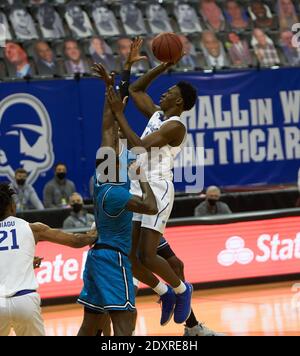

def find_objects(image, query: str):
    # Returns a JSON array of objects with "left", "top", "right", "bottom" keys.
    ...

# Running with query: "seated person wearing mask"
[
  {"left": 43, "top": 163, "right": 76, "bottom": 208},
  {"left": 194, "top": 186, "right": 232, "bottom": 216},
  {"left": 63, "top": 193, "right": 94, "bottom": 229},
  {"left": 12, "top": 168, "right": 44, "bottom": 212}
]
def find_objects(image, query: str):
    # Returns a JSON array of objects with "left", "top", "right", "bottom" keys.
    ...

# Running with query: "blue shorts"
[{"left": 78, "top": 249, "right": 136, "bottom": 313}]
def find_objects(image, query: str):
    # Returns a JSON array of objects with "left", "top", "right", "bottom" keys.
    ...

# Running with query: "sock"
[
  {"left": 153, "top": 281, "right": 168, "bottom": 296},
  {"left": 174, "top": 281, "right": 187, "bottom": 294},
  {"left": 185, "top": 310, "right": 198, "bottom": 328}
]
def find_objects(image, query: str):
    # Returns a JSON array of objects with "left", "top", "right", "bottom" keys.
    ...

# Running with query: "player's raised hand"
[
  {"left": 92, "top": 63, "right": 115, "bottom": 87},
  {"left": 125, "top": 37, "right": 148, "bottom": 69},
  {"left": 107, "top": 86, "right": 128, "bottom": 114},
  {"left": 164, "top": 51, "right": 186, "bottom": 69}
]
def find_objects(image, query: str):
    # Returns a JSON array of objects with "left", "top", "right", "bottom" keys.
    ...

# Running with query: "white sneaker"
[{"left": 183, "top": 323, "right": 226, "bottom": 336}]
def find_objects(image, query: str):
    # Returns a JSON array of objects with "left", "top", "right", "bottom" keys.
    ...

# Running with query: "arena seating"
[{"left": 1, "top": 0, "right": 300, "bottom": 80}]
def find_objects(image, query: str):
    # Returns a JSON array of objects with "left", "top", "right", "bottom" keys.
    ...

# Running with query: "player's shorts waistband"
[
  {"left": 93, "top": 243, "right": 128, "bottom": 257},
  {"left": 12, "top": 290, "right": 37, "bottom": 297}
]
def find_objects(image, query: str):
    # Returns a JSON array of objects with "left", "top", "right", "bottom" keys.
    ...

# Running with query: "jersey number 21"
[{"left": 0, "top": 230, "right": 20, "bottom": 251}]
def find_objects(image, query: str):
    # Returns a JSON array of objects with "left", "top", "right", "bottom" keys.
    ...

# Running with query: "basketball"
[{"left": 152, "top": 32, "right": 183, "bottom": 63}]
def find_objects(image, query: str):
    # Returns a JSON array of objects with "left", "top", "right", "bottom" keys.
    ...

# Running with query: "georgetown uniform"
[
  {"left": 0, "top": 217, "right": 45, "bottom": 336},
  {"left": 78, "top": 147, "right": 135, "bottom": 312},
  {"left": 130, "top": 111, "right": 187, "bottom": 234}
]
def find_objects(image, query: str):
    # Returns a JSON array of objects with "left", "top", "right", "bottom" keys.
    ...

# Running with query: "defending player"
[
  {"left": 0, "top": 183, "right": 97, "bottom": 336},
  {"left": 77, "top": 61, "right": 158, "bottom": 336}
]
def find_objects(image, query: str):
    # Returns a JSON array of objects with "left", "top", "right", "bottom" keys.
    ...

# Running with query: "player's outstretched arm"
[
  {"left": 119, "top": 37, "right": 148, "bottom": 100},
  {"left": 129, "top": 48, "right": 185, "bottom": 119},
  {"left": 107, "top": 86, "right": 185, "bottom": 151},
  {"left": 129, "top": 63, "right": 168, "bottom": 119},
  {"left": 30, "top": 223, "right": 97, "bottom": 249},
  {"left": 92, "top": 64, "right": 117, "bottom": 152},
  {"left": 126, "top": 164, "right": 158, "bottom": 215}
]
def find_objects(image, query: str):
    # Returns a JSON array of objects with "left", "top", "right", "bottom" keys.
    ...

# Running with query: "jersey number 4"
[{"left": 0, "top": 229, "right": 19, "bottom": 251}]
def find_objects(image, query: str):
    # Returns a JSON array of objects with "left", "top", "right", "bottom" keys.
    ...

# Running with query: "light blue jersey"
[
  {"left": 94, "top": 146, "right": 133, "bottom": 255},
  {"left": 78, "top": 146, "right": 136, "bottom": 312}
]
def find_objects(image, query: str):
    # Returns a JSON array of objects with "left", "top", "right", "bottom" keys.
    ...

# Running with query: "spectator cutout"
[
  {"left": 34, "top": 41, "right": 65, "bottom": 77},
  {"left": 92, "top": 1, "right": 120, "bottom": 37},
  {"left": 64, "top": 39, "right": 91, "bottom": 75},
  {"left": 120, "top": 1, "right": 147, "bottom": 36},
  {"left": 224, "top": 0, "right": 250, "bottom": 30},
  {"left": 0, "top": 11, "right": 12, "bottom": 41},
  {"left": 248, "top": 1, "right": 275, "bottom": 29},
  {"left": 201, "top": 31, "right": 230, "bottom": 68},
  {"left": 252, "top": 28, "right": 280, "bottom": 67},
  {"left": 9, "top": 5, "right": 39, "bottom": 40},
  {"left": 280, "top": 30, "right": 300, "bottom": 66},
  {"left": 199, "top": 0, "right": 226, "bottom": 32},
  {"left": 146, "top": 2, "right": 173, "bottom": 34},
  {"left": 4, "top": 42, "right": 33, "bottom": 78},
  {"left": 226, "top": 32, "right": 253, "bottom": 67},
  {"left": 277, "top": 0, "right": 299, "bottom": 31},
  {"left": 89, "top": 37, "right": 116, "bottom": 73},
  {"left": 178, "top": 35, "right": 200, "bottom": 70},
  {"left": 65, "top": 3, "right": 94, "bottom": 38},
  {"left": 174, "top": 1, "right": 202, "bottom": 33},
  {"left": 37, "top": 4, "right": 65, "bottom": 40}
]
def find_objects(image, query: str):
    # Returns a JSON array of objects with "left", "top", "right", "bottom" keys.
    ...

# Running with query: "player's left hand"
[
  {"left": 92, "top": 63, "right": 115, "bottom": 87},
  {"left": 33, "top": 256, "right": 43, "bottom": 269},
  {"left": 125, "top": 37, "right": 148, "bottom": 68},
  {"left": 107, "top": 86, "right": 128, "bottom": 114}
]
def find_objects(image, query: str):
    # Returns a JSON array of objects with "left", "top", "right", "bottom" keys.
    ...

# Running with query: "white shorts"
[
  {"left": 130, "top": 180, "right": 175, "bottom": 234},
  {"left": 0, "top": 292, "right": 45, "bottom": 336}
]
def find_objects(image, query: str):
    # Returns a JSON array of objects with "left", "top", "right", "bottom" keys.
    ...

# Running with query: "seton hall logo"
[{"left": 0, "top": 93, "right": 54, "bottom": 184}]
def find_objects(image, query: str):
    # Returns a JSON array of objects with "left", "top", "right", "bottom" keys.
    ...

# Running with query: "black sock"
[{"left": 185, "top": 309, "right": 198, "bottom": 328}]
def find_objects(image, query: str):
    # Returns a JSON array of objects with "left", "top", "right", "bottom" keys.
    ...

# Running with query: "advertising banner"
[{"left": 35, "top": 216, "right": 300, "bottom": 299}]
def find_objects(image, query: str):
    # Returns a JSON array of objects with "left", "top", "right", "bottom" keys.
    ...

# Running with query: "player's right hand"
[
  {"left": 33, "top": 256, "right": 43, "bottom": 269},
  {"left": 164, "top": 51, "right": 186, "bottom": 68},
  {"left": 92, "top": 63, "right": 115, "bottom": 87},
  {"left": 85, "top": 229, "right": 98, "bottom": 246}
]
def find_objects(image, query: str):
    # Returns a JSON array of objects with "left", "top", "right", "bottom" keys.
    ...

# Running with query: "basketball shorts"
[
  {"left": 78, "top": 249, "right": 136, "bottom": 313},
  {"left": 0, "top": 292, "right": 45, "bottom": 336},
  {"left": 130, "top": 180, "right": 175, "bottom": 234},
  {"left": 157, "top": 236, "right": 176, "bottom": 260}
]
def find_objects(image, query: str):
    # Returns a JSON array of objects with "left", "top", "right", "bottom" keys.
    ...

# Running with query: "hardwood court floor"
[{"left": 42, "top": 282, "right": 300, "bottom": 336}]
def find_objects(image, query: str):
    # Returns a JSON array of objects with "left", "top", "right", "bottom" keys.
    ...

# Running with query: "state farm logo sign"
[
  {"left": 218, "top": 232, "right": 300, "bottom": 267},
  {"left": 218, "top": 236, "right": 254, "bottom": 267}
]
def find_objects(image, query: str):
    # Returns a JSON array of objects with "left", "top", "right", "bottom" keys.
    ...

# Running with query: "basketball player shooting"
[{"left": 106, "top": 33, "right": 198, "bottom": 326}]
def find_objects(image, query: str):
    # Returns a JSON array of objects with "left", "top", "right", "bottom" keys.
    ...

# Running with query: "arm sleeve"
[
  {"left": 103, "top": 187, "right": 132, "bottom": 217},
  {"left": 119, "top": 69, "right": 131, "bottom": 100}
]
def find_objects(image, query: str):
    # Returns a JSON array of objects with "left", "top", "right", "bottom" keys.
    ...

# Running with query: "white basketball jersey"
[
  {"left": 136, "top": 111, "right": 187, "bottom": 181},
  {"left": 0, "top": 217, "right": 38, "bottom": 297}
]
